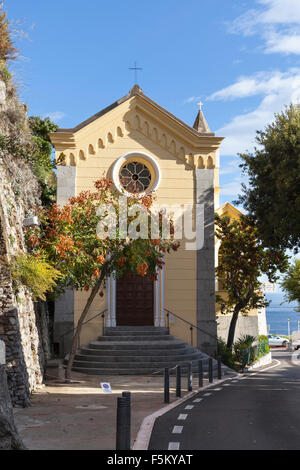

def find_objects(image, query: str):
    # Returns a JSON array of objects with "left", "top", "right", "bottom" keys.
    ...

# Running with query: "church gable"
[{"left": 50, "top": 86, "right": 223, "bottom": 170}]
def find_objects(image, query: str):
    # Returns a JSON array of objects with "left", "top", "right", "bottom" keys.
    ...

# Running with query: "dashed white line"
[
  {"left": 193, "top": 398, "right": 203, "bottom": 403},
  {"left": 168, "top": 442, "right": 180, "bottom": 450},
  {"left": 203, "top": 393, "right": 212, "bottom": 396},
  {"left": 211, "top": 387, "right": 223, "bottom": 391},
  {"left": 184, "top": 405, "right": 194, "bottom": 410},
  {"left": 178, "top": 414, "right": 188, "bottom": 420},
  {"left": 172, "top": 426, "right": 183, "bottom": 434}
]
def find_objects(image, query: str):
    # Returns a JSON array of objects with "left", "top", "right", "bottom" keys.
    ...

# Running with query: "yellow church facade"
[{"left": 50, "top": 85, "right": 224, "bottom": 357}]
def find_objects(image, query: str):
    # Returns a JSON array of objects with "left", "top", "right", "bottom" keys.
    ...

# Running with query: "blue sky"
[
  {"left": 5, "top": 0, "right": 300, "bottom": 295},
  {"left": 6, "top": 0, "right": 300, "bottom": 207}
]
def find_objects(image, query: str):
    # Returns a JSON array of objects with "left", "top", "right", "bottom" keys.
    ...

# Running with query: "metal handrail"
[
  {"left": 164, "top": 308, "right": 219, "bottom": 347},
  {"left": 59, "top": 309, "right": 107, "bottom": 348}
]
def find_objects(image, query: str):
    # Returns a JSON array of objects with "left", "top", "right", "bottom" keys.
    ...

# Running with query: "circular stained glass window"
[{"left": 119, "top": 161, "right": 152, "bottom": 193}]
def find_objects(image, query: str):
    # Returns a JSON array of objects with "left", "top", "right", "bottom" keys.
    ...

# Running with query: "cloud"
[
  {"left": 228, "top": 0, "right": 300, "bottom": 55},
  {"left": 219, "top": 159, "right": 240, "bottom": 175},
  {"left": 208, "top": 69, "right": 300, "bottom": 101},
  {"left": 183, "top": 96, "right": 201, "bottom": 105},
  {"left": 219, "top": 179, "right": 243, "bottom": 196},
  {"left": 210, "top": 68, "right": 300, "bottom": 156},
  {"left": 44, "top": 111, "right": 65, "bottom": 122}
]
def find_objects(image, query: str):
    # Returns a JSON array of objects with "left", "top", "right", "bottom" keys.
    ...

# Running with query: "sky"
[{"left": 5, "top": 0, "right": 300, "bottom": 296}]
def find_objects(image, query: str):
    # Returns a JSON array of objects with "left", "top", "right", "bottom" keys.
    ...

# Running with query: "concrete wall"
[
  {"left": 195, "top": 169, "right": 217, "bottom": 356},
  {"left": 54, "top": 166, "right": 76, "bottom": 357},
  {"left": 217, "top": 314, "right": 260, "bottom": 343}
]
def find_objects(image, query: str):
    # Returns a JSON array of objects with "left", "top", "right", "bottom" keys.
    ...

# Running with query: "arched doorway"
[{"left": 116, "top": 273, "right": 154, "bottom": 326}]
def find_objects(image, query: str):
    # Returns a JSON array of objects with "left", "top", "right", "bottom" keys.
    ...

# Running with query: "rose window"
[{"left": 119, "top": 161, "right": 152, "bottom": 193}]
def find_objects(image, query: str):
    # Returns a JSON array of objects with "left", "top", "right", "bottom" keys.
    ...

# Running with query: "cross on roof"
[
  {"left": 129, "top": 61, "right": 143, "bottom": 84},
  {"left": 197, "top": 101, "right": 204, "bottom": 111}
]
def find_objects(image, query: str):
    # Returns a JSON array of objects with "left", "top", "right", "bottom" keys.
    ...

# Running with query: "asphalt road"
[{"left": 148, "top": 351, "right": 300, "bottom": 450}]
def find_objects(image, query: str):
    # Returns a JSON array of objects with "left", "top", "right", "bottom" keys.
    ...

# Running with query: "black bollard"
[
  {"left": 122, "top": 391, "right": 131, "bottom": 449},
  {"left": 198, "top": 359, "right": 203, "bottom": 388},
  {"left": 187, "top": 362, "right": 192, "bottom": 392},
  {"left": 209, "top": 358, "right": 213, "bottom": 383},
  {"left": 217, "top": 356, "right": 222, "bottom": 380},
  {"left": 164, "top": 368, "right": 170, "bottom": 403},
  {"left": 116, "top": 397, "right": 129, "bottom": 450},
  {"left": 176, "top": 365, "right": 181, "bottom": 398}
]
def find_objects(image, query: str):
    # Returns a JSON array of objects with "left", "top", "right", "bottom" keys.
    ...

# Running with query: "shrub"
[
  {"left": 257, "top": 335, "right": 270, "bottom": 357},
  {"left": 0, "top": 6, "right": 17, "bottom": 61},
  {"left": 218, "top": 334, "right": 257, "bottom": 371},
  {"left": 234, "top": 335, "right": 256, "bottom": 367},
  {"left": 11, "top": 253, "right": 62, "bottom": 301},
  {"left": 217, "top": 339, "right": 236, "bottom": 370}
]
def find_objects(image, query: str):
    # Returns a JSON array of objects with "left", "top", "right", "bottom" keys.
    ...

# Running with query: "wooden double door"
[{"left": 116, "top": 273, "right": 154, "bottom": 326}]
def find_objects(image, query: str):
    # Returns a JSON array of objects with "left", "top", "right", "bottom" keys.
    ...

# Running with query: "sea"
[{"left": 265, "top": 293, "right": 300, "bottom": 336}]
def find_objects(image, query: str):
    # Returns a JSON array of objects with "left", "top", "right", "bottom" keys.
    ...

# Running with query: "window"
[{"left": 119, "top": 161, "right": 152, "bottom": 193}]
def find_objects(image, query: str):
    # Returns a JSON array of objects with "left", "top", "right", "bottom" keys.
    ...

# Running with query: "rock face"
[
  {"left": 0, "top": 363, "right": 25, "bottom": 449},
  {"left": 0, "top": 78, "right": 50, "bottom": 406}
]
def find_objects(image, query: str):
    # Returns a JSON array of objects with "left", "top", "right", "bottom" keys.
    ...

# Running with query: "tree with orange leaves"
[{"left": 26, "top": 177, "right": 179, "bottom": 381}]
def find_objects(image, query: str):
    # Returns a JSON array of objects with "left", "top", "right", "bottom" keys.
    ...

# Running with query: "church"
[{"left": 50, "top": 84, "right": 225, "bottom": 369}]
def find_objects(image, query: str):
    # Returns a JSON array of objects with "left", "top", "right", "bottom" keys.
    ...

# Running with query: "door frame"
[{"left": 105, "top": 263, "right": 165, "bottom": 327}]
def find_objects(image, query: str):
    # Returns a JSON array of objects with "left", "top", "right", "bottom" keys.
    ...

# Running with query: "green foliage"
[
  {"left": 257, "top": 335, "right": 270, "bottom": 357},
  {"left": 28, "top": 116, "right": 58, "bottom": 206},
  {"left": 0, "top": 59, "right": 11, "bottom": 83},
  {"left": 0, "top": 116, "right": 58, "bottom": 206},
  {"left": 281, "top": 258, "right": 300, "bottom": 311},
  {"left": 236, "top": 104, "right": 300, "bottom": 252},
  {"left": 233, "top": 335, "right": 256, "bottom": 366},
  {"left": 217, "top": 339, "right": 236, "bottom": 369},
  {"left": 11, "top": 253, "right": 62, "bottom": 301},
  {"left": 215, "top": 213, "right": 288, "bottom": 347},
  {"left": 218, "top": 335, "right": 256, "bottom": 371}
]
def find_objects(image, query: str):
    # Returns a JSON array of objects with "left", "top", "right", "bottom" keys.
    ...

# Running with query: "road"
[{"left": 148, "top": 351, "right": 300, "bottom": 450}]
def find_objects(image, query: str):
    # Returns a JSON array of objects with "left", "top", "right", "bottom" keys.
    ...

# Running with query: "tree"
[
  {"left": 281, "top": 259, "right": 300, "bottom": 312},
  {"left": 236, "top": 104, "right": 300, "bottom": 252},
  {"left": 28, "top": 116, "right": 58, "bottom": 206},
  {"left": 215, "top": 214, "right": 288, "bottom": 349},
  {"left": 25, "top": 177, "right": 179, "bottom": 381}
]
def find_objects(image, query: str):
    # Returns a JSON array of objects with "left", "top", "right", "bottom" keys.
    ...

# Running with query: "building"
[
  {"left": 215, "top": 202, "right": 268, "bottom": 342},
  {"left": 50, "top": 85, "right": 224, "bottom": 359}
]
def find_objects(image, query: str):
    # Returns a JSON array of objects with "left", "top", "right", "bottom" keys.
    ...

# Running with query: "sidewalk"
[{"left": 13, "top": 371, "right": 214, "bottom": 450}]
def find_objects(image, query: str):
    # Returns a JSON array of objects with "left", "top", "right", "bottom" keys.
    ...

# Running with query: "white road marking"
[
  {"left": 203, "top": 393, "right": 212, "bottom": 396},
  {"left": 223, "top": 384, "right": 231, "bottom": 386},
  {"left": 211, "top": 387, "right": 223, "bottom": 391},
  {"left": 172, "top": 426, "right": 183, "bottom": 434},
  {"left": 184, "top": 405, "right": 194, "bottom": 410},
  {"left": 168, "top": 442, "right": 180, "bottom": 450},
  {"left": 193, "top": 398, "right": 203, "bottom": 403},
  {"left": 178, "top": 414, "right": 188, "bottom": 420}
]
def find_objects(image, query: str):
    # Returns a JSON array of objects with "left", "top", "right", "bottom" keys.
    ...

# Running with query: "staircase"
[{"left": 70, "top": 326, "right": 225, "bottom": 375}]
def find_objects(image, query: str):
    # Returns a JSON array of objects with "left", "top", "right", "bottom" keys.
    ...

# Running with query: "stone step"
[
  {"left": 70, "top": 326, "right": 228, "bottom": 376},
  {"left": 80, "top": 346, "right": 194, "bottom": 356},
  {"left": 74, "top": 352, "right": 204, "bottom": 363},
  {"left": 105, "top": 326, "right": 167, "bottom": 332},
  {"left": 88, "top": 340, "right": 187, "bottom": 350},
  {"left": 72, "top": 359, "right": 216, "bottom": 369},
  {"left": 96, "top": 335, "right": 174, "bottom": 342},
  {"left": 71, "top": 365, "right": 227, "bottom": 376},
  {"left": 104, "top": 329, "right": 169, "bottom": 337}
]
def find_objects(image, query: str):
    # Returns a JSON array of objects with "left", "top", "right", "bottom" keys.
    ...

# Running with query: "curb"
[{"left": 132, "top": 373, "right": 238, "bottom": 450}]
